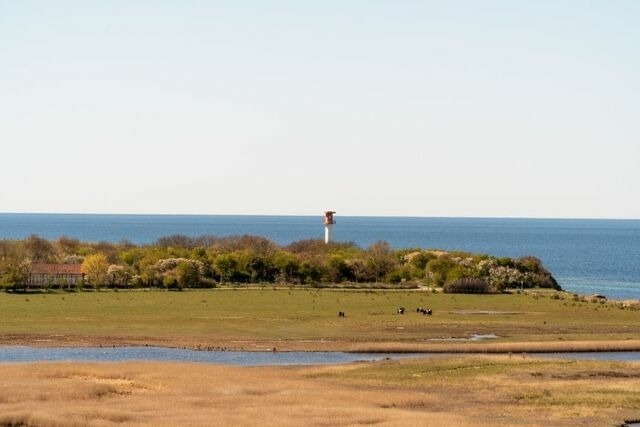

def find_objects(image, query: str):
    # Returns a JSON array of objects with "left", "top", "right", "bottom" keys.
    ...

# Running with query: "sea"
[{"left": 1, "top": 214, "right": 639, "bottom": 301}]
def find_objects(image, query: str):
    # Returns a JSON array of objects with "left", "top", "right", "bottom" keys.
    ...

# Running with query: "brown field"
[{"left": 1, "top": 356, "right": 639, "bottom": 426}]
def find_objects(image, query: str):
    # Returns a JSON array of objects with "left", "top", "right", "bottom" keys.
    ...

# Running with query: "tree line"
[{"left": 0, "top": 234, "right": 560, "bottom": 292}]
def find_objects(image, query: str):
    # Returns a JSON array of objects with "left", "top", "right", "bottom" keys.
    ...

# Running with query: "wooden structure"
[{"left": 29, "top": 263, "right": 84, "bottom": 288}]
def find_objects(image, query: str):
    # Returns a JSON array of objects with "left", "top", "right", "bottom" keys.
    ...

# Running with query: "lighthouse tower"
[{"left": 324, "top": 211, "right": 336, "bottom": 244}]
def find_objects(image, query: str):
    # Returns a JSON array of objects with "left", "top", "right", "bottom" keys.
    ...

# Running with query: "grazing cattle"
[
  {"left": 338, "top": 311, "right": 345, "bottom": 317},
  {"left": 397, "top": 307, "right": 405, "bottom": 314},
  {"left": 417, "top": 308, "right": 433, "bottom": 315}
]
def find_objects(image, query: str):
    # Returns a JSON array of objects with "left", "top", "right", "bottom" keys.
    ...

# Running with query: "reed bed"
[
  {"left": 0, "top": 358, "right": 639, "bottom": 426},
  {"left": 348, "top": 339, "right": 640, "bottom": 354}
]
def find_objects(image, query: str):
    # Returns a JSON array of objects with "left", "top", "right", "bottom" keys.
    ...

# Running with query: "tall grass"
[
  {"left": 0, "top": 359, "right": 638, "bottom": 426},
  {"left": 348, "top": 339, "right": 640, "bottom": 354}
]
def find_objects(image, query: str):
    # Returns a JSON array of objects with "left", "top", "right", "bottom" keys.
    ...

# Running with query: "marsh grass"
[
  {"left": 0, "top": 358, "right": 638, "bottom": 426},
  {"left": 348, "top": 339, "right": 640, "bottom": 353},
  {"left": 0, "top": 362, "right": 459, "bottom": 426},
  {"left": 324, "top": 355, "right": 640, "bottom": 425}
]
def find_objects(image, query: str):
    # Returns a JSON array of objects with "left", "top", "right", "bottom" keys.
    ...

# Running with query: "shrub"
[
  {"left": 176, "top": 261, "right": 200, "bottom": 288},
  {"left": 443, "top": 278, "right": 493, "bottom": 294},
  {"left": 385, "top": 270, "right": 404, "bottom": 284},
  {"left": 163, "top": 274, "right": 179, "bottom": 290},
  {"left": 199, "top": 277, "right": 217, "bottom": 288}
]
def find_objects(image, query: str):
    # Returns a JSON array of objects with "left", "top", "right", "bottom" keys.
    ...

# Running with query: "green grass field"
[{"left": 1, "top": 289, "right": 638, "bottom": 349}]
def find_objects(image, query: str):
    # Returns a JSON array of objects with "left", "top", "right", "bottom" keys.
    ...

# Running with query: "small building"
[
  {"left": 29, "top": 263, "right": 84, "bottom": 288},
  {"left": 324, "top": 211, "right": 336, "bottom": 225}
]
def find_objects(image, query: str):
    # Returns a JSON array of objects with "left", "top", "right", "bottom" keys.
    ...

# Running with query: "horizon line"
[{"left": 1, "top": 211, "right": 638, "bottom": 221}]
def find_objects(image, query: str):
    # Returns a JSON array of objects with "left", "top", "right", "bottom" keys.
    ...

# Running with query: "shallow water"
[
  {"left": 0, "top": 346, "right": 639, "bottom": 365},
  {"left": 534, "top": 351, "right": 640, "bottom": 362},
  {"left": 0, "top": 346, "right": 420, "bottom": 366}
]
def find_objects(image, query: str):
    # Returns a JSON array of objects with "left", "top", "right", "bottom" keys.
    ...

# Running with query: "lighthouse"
[{"left": 324, "top": 211, "right": 336, "bottom": 244}]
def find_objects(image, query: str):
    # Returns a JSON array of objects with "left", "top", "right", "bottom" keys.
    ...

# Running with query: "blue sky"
[{"left": 1, "top": 1, "right": 638, "bottom": 218}]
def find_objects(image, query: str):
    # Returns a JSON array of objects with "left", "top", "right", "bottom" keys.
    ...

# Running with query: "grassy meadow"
[
  {"left": 0, "top": 356, "right": 638, "bottom": 426},
  {"left": 2, "top": 289, "right": 640, "bottom": 426},
  {"left": 0, "top": 288, "right": 638, "bottom": 350}
]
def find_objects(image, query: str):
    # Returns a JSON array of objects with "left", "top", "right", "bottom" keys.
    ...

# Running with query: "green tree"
[
  {"left": 1, "top": 261, "right": 30, "bottom": 290},
  {"left": 324, "top": 255, "right": 352, "bottom": 283},
  {"left": 427, "top": 256, "right": 457, "bottom": 286},
  {"left": 247, "top": 256, "right": 277, "bottom": 282},
  {"left": 410, "top": 252, "right": 432, "bottom": 270},
  {"left": 176, "top": 261, "right": 200, "bottom": 288},
  {"left": 273, "top": 251, "right": 301, "bottom": 283},
  {"left": 214, "top": 254, "right": 239, "bottom": 283},
  {"left": 365, "top": 241, "right": 397, "bottom": 283},
  {"left": 298, "top": 260, "right": 323, "bottom": 284}
]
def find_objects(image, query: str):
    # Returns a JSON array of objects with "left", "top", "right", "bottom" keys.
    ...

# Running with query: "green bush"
[{"left": 443, "top": 278, "right": 493, "bottom": 294}]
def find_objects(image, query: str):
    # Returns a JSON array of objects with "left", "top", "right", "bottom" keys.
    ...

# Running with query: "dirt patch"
[
  {"left": 549, "top": 371, "right": 640, "bottom": 380},
  {"left": 450, "top": 310, "right": 524, "bottom": 315}
]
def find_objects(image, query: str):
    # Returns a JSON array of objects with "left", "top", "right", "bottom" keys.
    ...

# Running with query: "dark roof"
[{"left": 30, "top": 263, "right": 83, "bottom": 275}]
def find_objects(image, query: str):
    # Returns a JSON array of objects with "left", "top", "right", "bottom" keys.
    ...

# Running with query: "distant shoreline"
[
  {"left": 2, "top": 212, "right": 640, "bottom": 220},
  {"left": 2, "top": 214, "right": 638, "bottom": 299}
]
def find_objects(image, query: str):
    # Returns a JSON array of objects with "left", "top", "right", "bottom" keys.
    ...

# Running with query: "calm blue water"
[
  {"left": 1, "top": 214, "right": 639, "bottom": 300},
  {"left": 0, "top": 346, "right": 416, "bottom": 365},
  {"left": 0, "top": 346, "right": 638, "bottom": 364},
  {"left": 536, "top": 352, "right": 640, "bottom": 362}
]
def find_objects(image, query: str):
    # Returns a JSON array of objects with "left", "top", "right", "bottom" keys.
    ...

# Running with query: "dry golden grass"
[
  {"left": 0, "top": 357, "right": 639, "bottom": 426},
  {"left": 0, "top": 362, "right": 456, "bottom": 427},
  {"left": 348, "top": 338, "right": 640, "bottom": 353}
]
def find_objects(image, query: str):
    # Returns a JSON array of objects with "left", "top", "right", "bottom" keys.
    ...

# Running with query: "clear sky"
[{"left": 1, "top": 1, "right": 638, "bottom": 218}]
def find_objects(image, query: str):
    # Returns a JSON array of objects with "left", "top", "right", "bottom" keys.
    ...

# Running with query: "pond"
[
  {"left": 0, "top": 346, "right": 422, "bottom": 366},
  {"left": 1, "top": 347, "right": 639, "bottom": 365},
  {"left": 534, "top": 351, "right": 640, "bottom": 362}
]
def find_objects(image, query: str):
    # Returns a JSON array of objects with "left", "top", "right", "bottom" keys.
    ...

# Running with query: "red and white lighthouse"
[{"left": 324, "top": 211, "right": 336, "bottom": 244}]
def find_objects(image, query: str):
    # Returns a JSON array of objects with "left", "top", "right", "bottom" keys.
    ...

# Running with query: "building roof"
[{"left": 30, "top": 263, "right": 83, "bottom": 275}]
